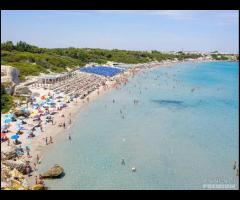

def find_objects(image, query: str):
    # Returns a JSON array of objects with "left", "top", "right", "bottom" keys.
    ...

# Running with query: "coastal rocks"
[
  {"left": 10, "top": 168, "right": 24, "bottom": 180},
  {"left": 41, "top": 164, "right": 64, "bottom": 178},
  {"left": 1, "top": 180, "right": 29, "bottom": 190},
  {"left": 1, "top": 166, "right": 11, "bottom": 181},
  {"left": 1, "top": 146, "right": 17, "bottom": 160},
  {"left": 14, "top": 86, "right": 32, "bottom": 97},
  {"left": 31, "top": 184, "right": 47, "bottom": 190},
  {"left": 1, "top": 81, "right": 16, "bottom": 95},
  {"left": 14, "top": 109, "right": 30, "bottom": 117},
  {"left": 1, "top": 65, "right": 20, "bottom": 85},
  {"left": 2, "top": 159, "right": 28, "bottom": 174}
]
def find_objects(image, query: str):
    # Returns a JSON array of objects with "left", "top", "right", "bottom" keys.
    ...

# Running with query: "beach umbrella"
[
  {"left": 33, "top": 115, "right": 40, "bottom": 118},
  {"left": 4, "top": 118, "right": 12, "bottom": 124},
  {"left": 18, "top": 116, "right": 25, "bottom": 120},
  {"left": 11, "top": 134, "right": 19, "bottom": 140}
]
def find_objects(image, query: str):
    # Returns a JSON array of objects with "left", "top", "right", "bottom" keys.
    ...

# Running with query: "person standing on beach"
[
  {"left": 36, "top": 154, "right": 40, "bottom": 164},
  {"left": 26, "top": 146, "right": 31, "bottom": 158},
  {"left": 25, "top": 165, "right": 31, "bottom": 177},
  {"left": 68, "top": 134, "right": 72, "bottom": 141},
  {"left": 45, "top": 137, "right": 48, "bottom": 145},
  {"left": 50, "top": 136, "right": 53, "bottom": 143},
  {"left": 33, "top": 163, "right": 37, "bottom": 171},
  {"left": 40, "top": 124, "right": 43, "bottom": 132},
  {"left": 63, "top": 122, "right": 66, "bottom": 129}
]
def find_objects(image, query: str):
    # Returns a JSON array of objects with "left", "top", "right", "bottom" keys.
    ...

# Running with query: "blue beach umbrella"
[
  {"left": 11, "top": 134, "right": 19, "bottom": 140},
  {"left": 4, "top": 118, "right": 12, "bottom": 124}
]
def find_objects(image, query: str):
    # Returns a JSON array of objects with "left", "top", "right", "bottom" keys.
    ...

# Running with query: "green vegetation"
[
  {"left": 1, "top": 84, "right": 13, "bottom": 113},
  {"left": 211, "top": 54, "right": 229, "bottom": 60},
  {"left": 1, "top": 41, "right": 204, "bottom": 81}
]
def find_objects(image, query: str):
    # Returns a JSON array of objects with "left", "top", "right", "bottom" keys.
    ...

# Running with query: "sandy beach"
[{"left": 1, "top": 58, "right": 216, "bottom": 189}]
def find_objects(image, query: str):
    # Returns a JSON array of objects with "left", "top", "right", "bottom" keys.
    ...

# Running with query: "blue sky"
[{"left": 1, "top": 10, "right": 239, "bottom": 53}]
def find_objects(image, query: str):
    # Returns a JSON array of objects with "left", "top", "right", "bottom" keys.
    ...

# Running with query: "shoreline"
[{"left": 1, "top": 58, "right": 234, "bottom": 189}]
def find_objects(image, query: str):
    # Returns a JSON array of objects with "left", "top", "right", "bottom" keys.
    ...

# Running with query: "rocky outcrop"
[
  {"left": 14, "top": 109, "right": 30, "bottom": 117},
  {"left": 31, "top": 184, "right": 47, "bottom": 190},
  {"left": 1, "top": 65, "right": 20, "bottom": 85},
  {"left": 1, "top": 146, "right": 17, "bottom": 160},
  {"left": 41, "top": 164, "right": 64, "bottom": 178},
  {"left": 14, "top": 86, "right": 32, "bottom": 97},
  {"left": 2, "top": 160, "right": 28, "bottom": 174}
]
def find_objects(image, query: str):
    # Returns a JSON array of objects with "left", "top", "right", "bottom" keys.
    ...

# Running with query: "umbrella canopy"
[
  {"left": 11, "top": 134, "right": 19, "bottom": 140},
  {"left": 4, "top": 118, "right": 12, "bottom": 124},
  {"left": 33, "top": 115, "right": 40, "bottom": 118}
]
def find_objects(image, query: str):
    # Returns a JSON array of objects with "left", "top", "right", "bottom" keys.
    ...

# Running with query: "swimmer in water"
[{"left": 233, "top": 161, "right": 237, "bottom": 170}]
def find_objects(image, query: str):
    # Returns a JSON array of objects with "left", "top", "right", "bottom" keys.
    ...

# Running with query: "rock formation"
[{"left": 41, "top": 164, "right": 64, "bottom": 178}]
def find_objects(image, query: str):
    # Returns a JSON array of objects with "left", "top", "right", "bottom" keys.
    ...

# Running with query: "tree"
[{"left": 1, "top": 41, "right": 14, "bottom": 51}]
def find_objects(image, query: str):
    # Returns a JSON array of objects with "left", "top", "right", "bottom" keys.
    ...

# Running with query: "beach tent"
[{"left": 11, "top": 134, "right": 19, "bottom": 140}]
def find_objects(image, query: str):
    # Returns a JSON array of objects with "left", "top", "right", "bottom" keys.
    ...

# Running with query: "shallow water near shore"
[{"left": 38, "top": 61, "right": 239, "bottom": 190}]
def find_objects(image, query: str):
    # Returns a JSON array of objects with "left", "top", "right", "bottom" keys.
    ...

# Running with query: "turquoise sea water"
[{"left": 38, "top": 61, "right": 239, "bottom": 190}]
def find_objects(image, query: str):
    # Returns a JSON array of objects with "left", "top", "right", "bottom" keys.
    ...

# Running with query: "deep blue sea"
[{"left": 38, "top": 61, "right": 239, "bottom": 190}]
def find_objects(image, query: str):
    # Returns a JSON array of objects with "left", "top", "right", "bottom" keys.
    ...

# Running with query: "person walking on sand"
[
  {"left": 45, "top": 137, "right": 48, "bottom": 145},
  {"left": 63, "top": 122, "right": 66, "bottom": 129},
  {"left": 35, "top": 176, "right": 38, "bottom": 184},
  {"left": 68, "top": 134, "right": 72, "bottom": 141},
  {"left": 40, "top": 125, "right": 43, "bottom": 132}
]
